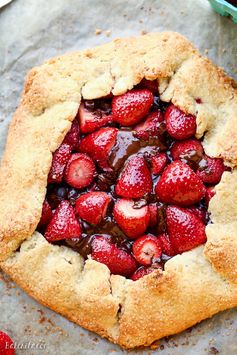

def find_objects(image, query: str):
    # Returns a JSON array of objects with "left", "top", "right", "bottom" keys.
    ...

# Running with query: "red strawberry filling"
[{"left": 37, "top": 83, "right": 229, "bottom": 281}]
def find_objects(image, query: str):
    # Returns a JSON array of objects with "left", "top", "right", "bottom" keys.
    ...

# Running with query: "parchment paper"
[{"left": 0, "top": 0, "right": 237, "bottom": 354}]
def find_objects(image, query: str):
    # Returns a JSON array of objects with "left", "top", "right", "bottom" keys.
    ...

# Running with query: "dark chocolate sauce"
[{"left": 108, "top": 130, "right": 141, "bottom": 171}]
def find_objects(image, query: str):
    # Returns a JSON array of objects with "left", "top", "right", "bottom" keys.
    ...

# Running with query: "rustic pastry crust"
[{"left": 0, "top": 32, "right": 237, "bottom": 349}]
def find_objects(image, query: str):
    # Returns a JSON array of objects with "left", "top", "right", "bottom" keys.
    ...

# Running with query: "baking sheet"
[{"left": 0, "top": 0, "right": 237, "bottom": 354}]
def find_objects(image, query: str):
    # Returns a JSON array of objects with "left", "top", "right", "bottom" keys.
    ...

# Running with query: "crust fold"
[
  {"left": 2, "top": 235, "right": 237, "bottom": 348},
  {"left": 0, "top": 32, "right": 237, "bottom": 348}
]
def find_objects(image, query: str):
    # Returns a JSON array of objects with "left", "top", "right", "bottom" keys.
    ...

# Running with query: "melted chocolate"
[
  {"left": 108, "top": 130, "right": 141, "bottom": 171},
  {"left": 84, "top": 98, "right": 112, "bottom": 115}
]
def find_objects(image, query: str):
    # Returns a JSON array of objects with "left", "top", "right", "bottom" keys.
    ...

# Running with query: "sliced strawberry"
[
  {"left": 205, "top": 186, "right": 215, "bottom": 205},
  {"left": 64, "top": 153, "right": 96, "bottom": 189},
  {"left": 150, "top": 152, "right": 168, "bottom": 175},
  {"left": 155, "top": 161, "right": 206, "bottom": 206},
  {"left": 38, "top": 199, "right": 53, "bottom": 228},
  {"left": 130, "top": 265, "right": 160, "bottom": 281},
  {"left": 138, "top": 78, "right": 158, "bottom": 93},
  {"left": 63, "top": 119, "right": 80, "bottom": 150},
  {"left": 171, "top": 139, "right": 203, "bottom": 161},
  {"left": 48, "top": 143, "right": 72, "bottom": 184},
  {"left": 112, "top": 89, "right": 154, "bottom": 126},
  {"left": 148, "top": 203, "right": 158, "bottom": 227},
  {"left": 45, "top": 201, "right": 81, "bottom": 242},
  {"left": 197, "top": 155, "right": 226, "bottom": 184},
  {"left": 186, "top": 206, "right": 207, "bottom": 223},
  {"left": 91, "top": 236, "right": 137, "bottom": 276},
  {"left": 134, "top": 110, "right": 164, "bottom": 140},
  {"left": 132, "top": 234, "right": 162, "bottom": 265},
  {"left": 0, "top": 331, "right": 14, "bottom": 355},
  {"left": 115, "top": 155, "right": 152, "bottom": 198},
  {"left": 75, "top": 191, "right": 111, "bottom": 225},
  {"left": 166, "top": 206, "right": 207, "bottom": 254},
  {"left": 79, "top": 127, "right": 118, "bottom": 170},
  {"left": 78, "top": 102, "right": 113, "bottom": 134},
  {"left": 113, "top": 199, "right": 150, "bottom": 239},
  {"left": 165, "top": 104, "right": 196, "bottom": 140},
  {"left": 157, "top": 233, "right": 175, "bottom": 256}
]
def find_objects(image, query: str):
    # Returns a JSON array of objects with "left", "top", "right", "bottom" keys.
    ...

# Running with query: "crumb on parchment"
[{"left": 95, "top": 28, "right": 102, "bottom": 35}]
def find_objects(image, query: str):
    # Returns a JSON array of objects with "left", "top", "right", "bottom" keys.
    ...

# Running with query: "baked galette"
[{"left": 0, "top": 32, "right": 236, "bottom": 349}]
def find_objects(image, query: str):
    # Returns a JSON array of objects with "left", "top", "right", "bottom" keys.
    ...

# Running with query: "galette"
[{"left": 0, "top": 32, "right": 236, "bottom": 349}]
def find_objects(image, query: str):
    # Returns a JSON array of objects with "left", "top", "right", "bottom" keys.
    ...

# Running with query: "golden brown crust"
[
  {"left": 0, "top": 32, "right": 237, "bottom": 349},
  {"left": 2, "top": 236, "right": 237, "bottom": 348}
]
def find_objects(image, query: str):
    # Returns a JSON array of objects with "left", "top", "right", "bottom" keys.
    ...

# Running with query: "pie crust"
[{"left": 0, "top": 32, "right": 237, "bottom": 349}]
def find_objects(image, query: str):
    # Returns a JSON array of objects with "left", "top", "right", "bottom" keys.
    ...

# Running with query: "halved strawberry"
[
  {"left": 38, "top": 199, "right": 53, "bottom": 228},
  {"left": 138, "top": 78, "right": 158, "bottom": 92},
  {"left": 113, "top": 199, "right": 150, "bottom": 239},
  {"left": 157, "top": 233, "right": 175, "bottom": 256},
  {"left": 75, "top": 191, "right": 111, "bottom": 225},
  {"left": 130, "top": 265, "right": 159, "bottom": 281},
  {"left": 205, "top": 186, "right": 215, "bottom": 205},
  {"left": 115, "top": 155, "right": 152, "bottom": 198},
  {"left": 155, "top": 161, "right": 206, "bottom": 206},
  {"left": 64, "top": 153, "right": 96, "bottom": 189},
  {"left": 166, "top": 206, "right": 206, "bottom": 254},
  {"left": 171, "top": 139, "right": 203, "bottom": 161},
  {"left": 197, "top": 155, "right": 226, "bottom": 184},
  {"left": 48, "top": 143, "right": 72, "bottom": 184},
  {"left": 148, "top": 203, "right": 158, "bottom": 227},
  {"left": 91, "top": 236, "right": 137, "bottom": 276},
  {"left": 63, "top": 119, "right": 80, "bottom": 150},
  {"left": 112, "top": 89, "right": 154, "bottom": 126},
  {"left": 165, "top": 104, "right": 196, "bottom": 140},
  {"left": 79, "top": 127, "right": 118, "bottom": 170},
  {"left": 150, "top": 152, "right": 168, "bottom": 175},
  {"left": 78, "top": 102, "right": 113, "bottom": 134},
  {"left": 0, "top": 331, "right": 14, "bottom": 355},
  {"left": 45, "top": 201, "right": 81, "bottom": 242},
  {"left": 134, "top": 110, "right": 164, "bottom": 140},
  {"left": 132, "top": 234, "right": 162, "bottom": 265}
]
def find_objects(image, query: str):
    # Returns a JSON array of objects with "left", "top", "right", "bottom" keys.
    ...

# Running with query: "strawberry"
[
  {"left": 130, "top": 265, "right": 159, "bottom": 281},
  {"left": 45, "top": 201, "right": 81, "bottom": 242},
  {"left": 115, "top": 155, "right": 152, "bottom": 198},
  {"left": 38, "top": 199, "right": 53, "bottom": 228},
  {"left": 171, "top": 139, "right": 203, "bottom": 161},
  {"left": 91, "top": 236, "right": 137, "bottom": 276},
  {"left": 166, "top": 206, "right": 207, "bottom": 254},
  {"left": 138, "top": 78, "right": 158, "bottom": 93},
  {"left": 164, "top": 104, "right": 196, "bottom": 140},
  {"left": 75, "top": 192, "right": 111, "bottom": 225},
  {"left": 113, "top": 199, "right": 150, "bottom": 239},
  {"left": 79, "top": 127, "right": 118, "bottom": 170},
  {"left": 155, "top": 161, "right": 206, "bottom": 206},
  {"left": 112, "top": 89, "right": 154, "bottom": 126},
  {"left": 186, "top": 206, "right": 207, "bottom": 223},
  {"left": 148, "top": 203, "right": 158, "bottom": 227},
  {"left": 150, "top": 152, "right": 168, "bottom": 175},
  {"left": 78, "top": 102, "right": 113, "bottom": 134},
  {"left": 0, "top": 331, "right": 14, "bottom": 355},
  {"left": 134, "top": 110, "right": 164, "bottom": 140},
  {"left": 63, "top": 119, "right": 80, "bottom": 150},
  {"left": 197, "top": 155, "right": 226, "bottom": 184},
  {"left": 48, "top": 143, "right": 72, "bottom": 184},
  {"left": 157, "top": 233, "right": 175, "bottom": 256},
  {"left": 64, "top": 153, "right": 96, "bottom": 189},
  {"left": 205, "top": 186, "right": 215, "bottom": 205},
  {"left": 132, "top": 234, "right": 162, "bottom": 265}
]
